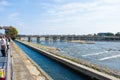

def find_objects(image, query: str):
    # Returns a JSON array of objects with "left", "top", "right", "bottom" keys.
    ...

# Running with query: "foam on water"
[
  {"left": 82, "top": 51, "right": 108, "bottom": 57},
  {"left": 99, "top": 54, "right": 120, "bottom": 61}
]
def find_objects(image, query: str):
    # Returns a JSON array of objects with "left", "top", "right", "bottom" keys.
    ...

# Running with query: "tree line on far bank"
[
  {"left": 94, "top": 32, "right": 120, "bottom": 36},
  {"left": 114, "top": 32, "right": 120, "bottom": 36}
]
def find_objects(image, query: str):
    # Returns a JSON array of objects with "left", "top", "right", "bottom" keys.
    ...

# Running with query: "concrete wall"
[{"left": 17, "top": 40, "right": 120, "bottom": 80}]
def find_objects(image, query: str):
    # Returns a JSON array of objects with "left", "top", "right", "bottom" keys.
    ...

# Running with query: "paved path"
[
  {"left": 12, "top": 49, "right": 34, "bottom": 80},
  {"left": 11, "top": 41, "right": 51, "bottom": 80}
]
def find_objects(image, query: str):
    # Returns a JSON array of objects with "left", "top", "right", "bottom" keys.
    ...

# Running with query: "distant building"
[{"left": 97, "top": 32, "right": 114, "bottom": 36}]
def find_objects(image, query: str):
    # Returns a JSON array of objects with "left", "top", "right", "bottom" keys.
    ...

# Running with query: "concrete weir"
[{"left": 16, "top": 40, "right": 120, "bottom": 80}]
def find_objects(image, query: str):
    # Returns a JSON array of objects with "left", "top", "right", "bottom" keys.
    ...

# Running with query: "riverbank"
[
  {"left": 16, "top": 40, "right": 120, "bottom": 80},
  {"left": 11, "top": 41, "right": 52, "bottom": 80}
]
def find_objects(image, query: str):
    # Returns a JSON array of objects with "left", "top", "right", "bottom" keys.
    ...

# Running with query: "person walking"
[
  {"left": 6, "top": 37, "right": 10, "bottom": 53},
  {"left": 0, "top": 36, "right": 7, "bottom": 57}
]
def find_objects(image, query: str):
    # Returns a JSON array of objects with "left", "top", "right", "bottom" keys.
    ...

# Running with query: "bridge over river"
[{"left": 18, "top": 35, "right": 120, "bottom": 42}]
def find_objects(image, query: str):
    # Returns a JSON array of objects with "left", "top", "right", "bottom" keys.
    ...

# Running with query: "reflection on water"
[{"left": 33, "top": 40, "right": 120, "bottom": 71}]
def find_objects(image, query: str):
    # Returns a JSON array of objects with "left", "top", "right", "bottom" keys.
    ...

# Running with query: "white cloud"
[
  {"left": 40, "top": 0, "right": 120, "bottom": 34},
  {"left": 46, "top": 1, "right": 100, "bottom": 17},
  {"left": 47, "top": 0, "right": 120, "bottom": 16},
  {"left": 8, "top": 12, "right": 25, "bottom": 27},
  {"left": 0, "top": 0, "right": 9, "bottom": 6},
  {"left": 99, "top": 0, "right": 120, "bottom": 4},
  {"left": 45, "top": 0, "right": 120, "bottom": 21},
  {"left": 8, "top": 12, "right": 20, "bottom": 20},
  {"left": 54, "top": 0, "right": 63, "bottom": 2},
  {"left": 0, "top": 0, "right": 10, "bottom": 11}
]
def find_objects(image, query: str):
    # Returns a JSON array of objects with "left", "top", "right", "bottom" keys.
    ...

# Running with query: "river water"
[{"left": 32, "top": 40, "right": 120, "bottom": 71}]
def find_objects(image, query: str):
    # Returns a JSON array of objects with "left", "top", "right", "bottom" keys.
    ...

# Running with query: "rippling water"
[{"left": 32, "top": 40, "right": 120, "bottom": 71}]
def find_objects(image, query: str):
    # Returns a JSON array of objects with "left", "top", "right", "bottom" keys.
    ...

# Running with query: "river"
[{"left": 31, "top": 40, "right": 120, "bottom": 71}]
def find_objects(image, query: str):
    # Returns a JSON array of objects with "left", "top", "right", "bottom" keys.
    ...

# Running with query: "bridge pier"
[
  {"left": 52, "top": 36, "right": 58, "bottom": 41},
  {"left": 45, "top": 36, "right": 49, "bottom": 41},
  {"left": 37, "top": 37, "right": 40, "bottom": 43},
  {"left": 28, "top": 37, "right": 32, "bottom": 42},
  {"left": 67, "top": 36, "right": 72, "bottom": 41},
  {"left": 59, "top": 37, "right": 64, "bottom": 41}
]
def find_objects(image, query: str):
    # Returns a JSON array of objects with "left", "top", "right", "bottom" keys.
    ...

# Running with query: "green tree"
[
  {"left": 97, "top": 32, "right": 114, "bottom": 36},
  {"left": 5, "top": 26, "right": 18, "bottom": 40},
  {"left": 115, "top": 32, "right": 120, "bottom": 36},
  {"left": 107, "top": 33, "right": 114, "bottom": 36}
]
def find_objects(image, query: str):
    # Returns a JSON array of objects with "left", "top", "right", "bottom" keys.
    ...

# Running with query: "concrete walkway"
[
  {"left": 12, "top": 51, "right": 34, "bottom": 80},
  {"left": 11, "top": 41, "right": 51, "bottom": 80},
  {"left": 11, "top": 44, "right": 34, "bottom": 80}
]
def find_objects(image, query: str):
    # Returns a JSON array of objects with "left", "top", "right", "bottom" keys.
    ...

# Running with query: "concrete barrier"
[{"left": 16, "top": 40, "right": 120, "bottom": 80}]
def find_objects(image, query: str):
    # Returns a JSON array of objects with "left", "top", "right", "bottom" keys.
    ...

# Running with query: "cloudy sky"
[{"left": 0, "top": 0, "right": 120, "bottom": 35}]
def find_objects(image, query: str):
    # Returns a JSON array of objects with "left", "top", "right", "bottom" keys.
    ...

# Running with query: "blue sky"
[{"left": 0, "top": 0, "right": 120, "bottom": 35}]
